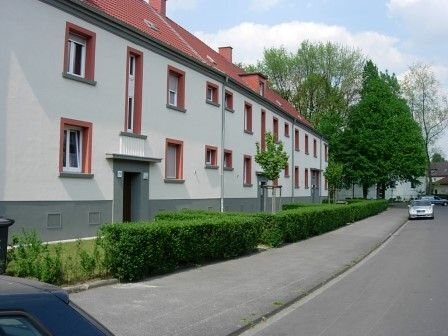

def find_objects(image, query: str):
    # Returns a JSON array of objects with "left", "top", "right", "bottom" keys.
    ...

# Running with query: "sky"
[{"left": 166, "top": 0, "right": 448, "bottom": 156}]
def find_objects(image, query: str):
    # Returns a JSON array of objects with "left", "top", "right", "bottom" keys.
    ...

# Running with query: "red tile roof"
[{"left": 83, "top": 0, "right": 313, "bottom": 128}]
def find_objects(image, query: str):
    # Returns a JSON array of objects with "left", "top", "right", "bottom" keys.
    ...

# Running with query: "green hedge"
[
  {"left": 262, "top": 200, "right": 388, "bottom": 246},
  {"left": 101, "top": 216, "right": 263, "bottom": 281},
  {"left": 101, "top": 200, "right": 387, "bottom": 281}
]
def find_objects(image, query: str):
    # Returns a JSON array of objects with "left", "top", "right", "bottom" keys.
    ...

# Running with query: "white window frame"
[
  {"left": 63, "top": 126, "right": 83, "bottom": 173},
  {"left": 67, "top": 33, "right": 86, "bottom": 78},
  {"left": 168, "top": 73, "right": 179, "bottom": 106},
  {"left": 127, "top": 55, "right": 136, "bottom": 132},
  {"left": 206, "top": 86, "right": 214, "bottom": 102}
]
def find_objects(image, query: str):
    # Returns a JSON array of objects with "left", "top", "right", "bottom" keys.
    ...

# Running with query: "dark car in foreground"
[
  {"left": 0, "top": 275, "right": 114, "bottom": 336},
  {"left": 408, "top": 200, "right": 434, "bottom": 220},
  {"left": 419, "top": 195, "right": 448, "bottom": 206}
]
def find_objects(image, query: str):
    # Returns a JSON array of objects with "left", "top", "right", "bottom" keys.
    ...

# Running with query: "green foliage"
[
  {"left": 7, "top": 231, "right": 106, "bottom": 285},
  {"left": 432, "top": 152, "right": 446, "bottom": 163},
  {"left": 255, "top": 132, "right": 288, "bottom": 181},
  {"left": 8, "top": 231, "right": 64, "bottom": 285},
  {"left": 263, "top": 200, "right": 388, "bottom": 245},
  {"left": 337, "top": 61, "right": 426, "bottom": 197},
  {"left": 100, "top": 216, "right": 264, "bottom": 281}
]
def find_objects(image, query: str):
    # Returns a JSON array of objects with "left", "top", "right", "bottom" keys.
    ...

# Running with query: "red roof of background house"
[
  {"left": 84, "top": 0, "right": 313, "bottom": 128},
  {"left": 431, "top": 162, "right": 448, "bottom": 177}
]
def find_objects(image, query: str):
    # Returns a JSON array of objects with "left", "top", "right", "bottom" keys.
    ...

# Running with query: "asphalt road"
[{"left": 241, "top": 205, "right": 448, "bottom": 336}]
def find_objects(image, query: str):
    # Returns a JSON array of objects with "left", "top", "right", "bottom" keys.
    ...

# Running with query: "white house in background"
[
  {"left": 337, "top": 178, "right": 426, "bottom": 201},
  {"left": 0, "top": 0, "right": 328, "bottom": 241},
  {"left": 431, "top": 162, "right": 448, "bottom": 195}
]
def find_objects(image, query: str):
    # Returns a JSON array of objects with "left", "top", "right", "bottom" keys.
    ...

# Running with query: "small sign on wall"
[{"left": 117, "top": 171, "right": 123, "bottom": 178}]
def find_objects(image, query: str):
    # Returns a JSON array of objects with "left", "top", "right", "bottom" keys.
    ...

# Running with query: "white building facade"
[{"left": 0, "top": 0, "right": 328, "bottom": 241}]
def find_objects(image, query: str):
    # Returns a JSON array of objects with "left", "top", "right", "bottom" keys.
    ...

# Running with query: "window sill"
[
  {"left": 62, "top": 72, "right": 97, "bottom": 86},
  {"left": 205, "top": 165, "right": 219, "bottom": 170},
  {"left": 225, "top": 107, "right": 235, "bottom": 113},
  {"left": 206, "top": 100, "right": 221, "bottom": 108},
  {"left": 305, "top": 152, "right": 309, "bottom": 155},
  {"left": 294, "top": 186, "right": 300, "bottom": 189},
  {"left": 295, "top": 149, "right": 300, "bottom": 152},
  {"left": 285, "top": 135, "right": 290, "bottom": 138},
  {"left": 244, "top": 130, "right": 254, "bottom": 135},
  {"left": 59, "top": 172, "right": 94, "bottom": 179},
  {"left": 166, "top": 104, "right": 187, "bottom": 113},
  {"left": 119, "top": 131, "right": 147, "bottom": 140},
  {"left": 164, "top": 178, "right": 185, "bottom": 184},
  {"left": 243, "top": 183, "right": 253, "bottom": 188},
  {"left": 284, "top": 175, "right": 290, "bottom": 178},
  {"left": 224, "top": 167, "right": 234, "bottom": 171}
]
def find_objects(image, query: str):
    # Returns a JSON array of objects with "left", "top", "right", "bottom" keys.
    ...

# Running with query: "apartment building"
[{"left": 0, "top": 0, "right": 328, "bottom": 241}]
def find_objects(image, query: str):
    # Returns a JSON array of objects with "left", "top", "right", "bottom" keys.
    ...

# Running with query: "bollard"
[{"left": 0, "top": 217, "right": 15, "bottom": 274}]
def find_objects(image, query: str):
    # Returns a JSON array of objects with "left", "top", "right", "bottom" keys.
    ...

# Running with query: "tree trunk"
[
  {"left": 362, "top": 184, "right": 368, "bottom": 199},
  {"left": 272, "top": 186, "right": 276, "bottom": 214}
]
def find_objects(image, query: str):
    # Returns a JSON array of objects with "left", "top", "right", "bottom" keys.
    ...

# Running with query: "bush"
[
  {"left": 262, "top": 200, "right": 388, "bottom": 246},
  {"left": 101, "top": 215, "right": 264, "bottom": 281}
]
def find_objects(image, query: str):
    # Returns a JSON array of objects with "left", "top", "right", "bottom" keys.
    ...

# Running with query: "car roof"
[{"left": 0, "top": 276, "right": 68, "bottom": 303}]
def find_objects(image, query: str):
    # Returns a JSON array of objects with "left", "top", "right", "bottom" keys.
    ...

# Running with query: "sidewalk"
[{"left": 71, "top": 207, "right": 407, "bottom": 336}]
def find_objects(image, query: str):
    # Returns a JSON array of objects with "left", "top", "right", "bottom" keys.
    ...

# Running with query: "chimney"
[
  {"left": 150, "top": 0, "right": 167, "bottom": 16},
  {"left": 219, "top": 46, "right": 233, "bottom": 63}
]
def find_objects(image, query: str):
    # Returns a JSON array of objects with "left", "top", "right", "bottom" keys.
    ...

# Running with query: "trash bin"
[{"left": 0, "top": 217, "right": 14, "bottom": 275}]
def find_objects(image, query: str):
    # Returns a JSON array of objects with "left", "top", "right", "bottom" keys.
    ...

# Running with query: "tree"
[
  {"left": 431, "top": 152, "right": 446, "bottom": 163},
  {"left": 337, "top": 61, "right": 426, "bottom": 198},
  {"left": 324, "top": 161, "right": 344, "bottom": 203},
  {"left": 253, "top": 41, "right": 365, "bottom": 136},
  {"left": 401, "top": 63, "right": 448, "bottom": 194},
  {"left": 255, "top": 132, "right": 288, "bottom": 213}
]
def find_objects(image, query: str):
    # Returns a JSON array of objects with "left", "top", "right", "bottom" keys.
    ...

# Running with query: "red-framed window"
[
  {"left": 294, "top": 166, "right": 299, "bottom": 188},
  {"left": 225, "top": 90, "right": 234, "bottom": 111},
  {"left": 294, "top": 129, "right": 300, "bottom": 151},
  {"left": 59, "top": 118, "right": 92, "bottom": 174},
  {"left": 224, "top": 149, "right": 233, "bottom": 169},
  {"left": 284, "top": 122, "right": 290, "bottom": 137},
  {"left": 165, "top": 139, "right": 184, "bottom": 180},
  {"left": 261, "top": 110, "right": 266, "bottom": 151},
  {"left": 125, "top": 47, "right": 143, "bottom": 134},
  {"left": 305, "top": 134, "right": 309, "bottom": 154},
  {"left": 324, "top": 144, "right": 328, "bottom": 162},
  {"left": 313, "top": 138, "right": 317, "bottom": 158},
  {"left": 305, "top": 168, "right": 309, "bottom": 189},
  {"left": 205, "top": 145, "right": 218, "bottom": 167},
  {"left": 244, "top": 102, "right": 253, "bottom": 133},
  {"left": 273, "top": 117, "right": 279, "bottom": 142},
  {"left": 243, "top": 155, "right": 252, "bottom": 186},
  {"left": 284, "top": 162, "right": 290, "bottom": 177},
  {"left": 63, "top": 22, "right": 96, "bottom": 81},
  {"left": 167, "top": 65, "right": 186, "bottom": 110},
  {"left": 206, "top": 82, "right": 219, "bottom": 105}
]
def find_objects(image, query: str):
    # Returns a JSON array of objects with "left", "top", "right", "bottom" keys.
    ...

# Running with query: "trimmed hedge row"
[
  {"left": 263, "top": 200, "right": 388, "bottom": 246},
  {"left": 101, "top": 200, "right": 387, "bottom": 281},
  {"left": 100, "top": 216, "right": 263, "bottom": 281}
]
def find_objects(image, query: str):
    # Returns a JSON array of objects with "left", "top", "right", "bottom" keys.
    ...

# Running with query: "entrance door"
[
  {"left": 123, "top": 172, "right": 140, "bottom": 222},
  {"left": 311, "top": 170, "right": 320, "bottom": 203}
]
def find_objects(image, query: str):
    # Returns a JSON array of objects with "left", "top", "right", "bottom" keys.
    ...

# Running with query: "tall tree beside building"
[
  {"left": 401, "top": 63, "right": 448, "bottom": 194},
  {"left": 337, "top": 61, "right": 426, "bottom": 198},
  {"left": 253, "top": 41, "right": 365, "bottom": 143}
]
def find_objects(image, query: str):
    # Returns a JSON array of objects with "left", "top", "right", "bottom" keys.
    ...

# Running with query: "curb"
[
  {"left": 64, "top": 278, "right": 119, "bottom": 294},
  {"left": 227, "top": 214, "right": 409, "bottom": 336}
]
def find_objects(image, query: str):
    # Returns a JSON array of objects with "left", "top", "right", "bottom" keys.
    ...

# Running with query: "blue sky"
[{"left": 167, "top": 0, "right": 448, "bottom": 154}]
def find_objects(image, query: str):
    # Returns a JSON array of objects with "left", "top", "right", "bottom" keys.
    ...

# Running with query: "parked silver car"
[{"left": 408, "top": 200, "right": 434, "bottom": 220}]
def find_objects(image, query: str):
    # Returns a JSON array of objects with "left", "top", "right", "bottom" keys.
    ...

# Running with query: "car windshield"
[{"left": 411, "top": 200, "right": 431, "bottom": 206}]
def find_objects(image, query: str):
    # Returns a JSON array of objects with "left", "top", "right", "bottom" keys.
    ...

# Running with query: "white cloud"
[
  {"left": 249, "top": 0, "right": 283, "bottom": 12},
  {"left": 387, "top": 0, "right": 448, "bottom": 42},
  {"left": 195, "top": 21, "right": 414, "bottom": 74}
]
